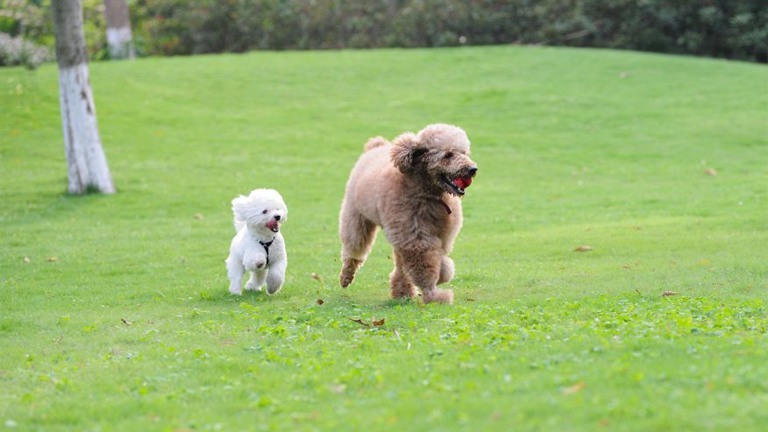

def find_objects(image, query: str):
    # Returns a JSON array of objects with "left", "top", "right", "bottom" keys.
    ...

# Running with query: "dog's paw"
[
  {"left": 244, "top": 281, "right": 262, "bottom": 292},
  {"left": 339, "top": 273, "right": 353, "bottom": 288},
  {"left": 423, "top": 288, "right": 453, "bottom": 305},
  {"left": 246, "top": 259, "right": 266, "bottom": 270},
  {"left": 339, "top": 258, "right": 363, "bottom": 288},
  {"left": 229, "top": 287, "right": 243, "bottom": 296}
]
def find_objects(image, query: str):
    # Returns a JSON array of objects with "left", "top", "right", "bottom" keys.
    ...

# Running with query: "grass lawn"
[{"left": 1, "top": 45, "right": 766, "bottom": 431}]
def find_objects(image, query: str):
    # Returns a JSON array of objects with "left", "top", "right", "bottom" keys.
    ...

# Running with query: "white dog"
[{"left": 225, "top": 189, "right": 288, "bottom": 295}]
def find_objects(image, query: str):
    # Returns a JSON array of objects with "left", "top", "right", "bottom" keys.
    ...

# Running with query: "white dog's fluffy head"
[{"left": 231, "top": 189, "right": 288, "bottom": 235}]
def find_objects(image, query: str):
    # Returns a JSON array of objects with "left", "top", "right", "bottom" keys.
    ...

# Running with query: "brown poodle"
[{"left": 338, "top": 124, "right": 478, "bottom": 304}]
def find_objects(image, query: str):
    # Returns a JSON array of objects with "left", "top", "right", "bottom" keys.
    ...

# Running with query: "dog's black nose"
[
  {"left": 274, "top": 214, "right": 281, "bottom": 221},
  {"left": 468, "top": 167, "right": 478, "bottom": 176}
]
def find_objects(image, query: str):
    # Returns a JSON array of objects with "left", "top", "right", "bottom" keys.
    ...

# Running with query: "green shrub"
[
  {"left": 1, "top": 0, "right": 765, "bottom": 63},
  {"left": 127, "top": 0, "right": 765, "bottom": 62},
  {"left": 0, "top": 32, "right": 51, "bottom": 68}
]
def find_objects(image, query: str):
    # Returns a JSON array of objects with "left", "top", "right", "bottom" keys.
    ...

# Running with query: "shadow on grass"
[{"left": 198, "top": 289, "right": 276, "bottom": 304}]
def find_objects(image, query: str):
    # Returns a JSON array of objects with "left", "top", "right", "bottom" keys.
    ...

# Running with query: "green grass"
[{"left": 1, "top": 46, "right": 767, "bottom": 431}]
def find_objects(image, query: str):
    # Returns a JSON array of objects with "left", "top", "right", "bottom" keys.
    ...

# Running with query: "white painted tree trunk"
[
  {"left": 106, "top": 26, "right": 135, "bottom": 59},
  {"left": 57, "top": 64, "right": 115, "bottom": 194},
  {"left": 53, "top": 0, "right": 115, "bottom": 194},
  {"left": 104, "top": 0, "right": 135, "bottom": 59}
]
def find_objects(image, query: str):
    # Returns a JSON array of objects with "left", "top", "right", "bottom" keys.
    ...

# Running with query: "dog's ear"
[
  {"left": 231, "top": 195, "right": 251, "bottom": 221},
  {"left": 390, "top": 132, "right": 426, "bottom": 174}
]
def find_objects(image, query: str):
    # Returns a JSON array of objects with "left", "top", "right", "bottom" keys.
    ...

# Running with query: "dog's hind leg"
[
  {"left": 390, "top": 251, "right": 417, "bottom": 299},
  {"left": 226, "top": 257, "right": 245, "bottom": 295},
  {"left": 339, "top": 211, "right": 377, "bottom": 287}
]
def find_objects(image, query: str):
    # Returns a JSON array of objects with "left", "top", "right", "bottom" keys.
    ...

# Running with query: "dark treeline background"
[{"left": 2, "top": 0, "right": 767, "bottom": 64}]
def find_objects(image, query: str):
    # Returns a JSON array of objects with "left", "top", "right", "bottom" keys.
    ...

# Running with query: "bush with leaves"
[
  {"left": 126, "top": 0, "right": 765, "bottom": 62},
  {"left": 1, "top": 0, "right": 764, "bottom": 65},
  {"left": 0, "top": 32, "right": 51, "bottom": 68}
]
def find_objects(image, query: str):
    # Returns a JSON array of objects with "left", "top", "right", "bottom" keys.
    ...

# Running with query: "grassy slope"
[{"left": 1, "top": 46, "right": 766, "bottom": 431}]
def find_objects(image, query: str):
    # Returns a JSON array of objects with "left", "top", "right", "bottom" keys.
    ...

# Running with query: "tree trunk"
[
  {"left": 103, "top": 0, "right": 135, "bottom": 59},
  {"left": 52, "top": 0, "right": 115, "bottom": 195}
]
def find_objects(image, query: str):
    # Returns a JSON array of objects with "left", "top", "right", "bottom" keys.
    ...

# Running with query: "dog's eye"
[
  {"left": 444, "top": 152, "right": 454, "bottom": 159},
  {"left": 262, "top": 209, "right": 268, "bottom": 214}
]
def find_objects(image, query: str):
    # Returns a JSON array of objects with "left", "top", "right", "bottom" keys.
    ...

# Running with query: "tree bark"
[
  {"left": 53, "top": 0, "right": 115, "bottom": 194},
  {"left": 104, "top": 0, "right": 135, "bottom": 59}
]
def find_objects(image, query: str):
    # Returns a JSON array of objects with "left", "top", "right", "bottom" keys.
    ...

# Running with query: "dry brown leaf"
[
  {"left": 121, "top": 318, "right": 132, "bottom": 326},
  {"left": 193, "top": 213, "right": 204, "bottom": 220},
  {"left": 311, "top": 272, "right": 322, "bottom": 281},
  {"left": 47, "top": 257, "right": 59, "bottom": 262},
  {"left": 574, "top": 245, "right": 593, "bottom": 252},
  {"left": 316, "top": 299, "right": 324, "bottom": 306},
  {"left": 662, "top": 291, "right": 678, "bottom": 297},
  {"left": 704, "top": 168, "right": 718, "bottom": 176},
  {"left": 23, "top": 256, "right": 31, "bottom": 264},
  {"left": 349, "top": 317, "right": 369, "bottom": 327},
  {"left": 372, "top": 317, "right": 386, "bottom": 327},
  {"left": 562, "top": 381, "right": 586, "bottom": 395}
]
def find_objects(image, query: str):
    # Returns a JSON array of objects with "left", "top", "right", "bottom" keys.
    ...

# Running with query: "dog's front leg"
[
  {"left": 265, "top": 258, "right": 287, "bottom": 295},
  {"left": 245, "top": 270, "right": 266, "bottom": 291},
  {"left": 438, "top": 256, "right": 455, "bottom": 285},
  {"left": 398, "top": 248, "right": 453, "bottom": 304}
]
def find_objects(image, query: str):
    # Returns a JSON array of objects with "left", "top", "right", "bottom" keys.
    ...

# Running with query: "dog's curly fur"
[
  {"left": 338, "top": 124, "right": 478, "bottom": 304},
  {"left": 226, "top": 189, "right": 288, "bottom": 296}
]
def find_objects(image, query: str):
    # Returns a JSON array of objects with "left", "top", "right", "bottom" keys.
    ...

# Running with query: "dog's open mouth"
[
  {"left": 443, "top": 175, "right": 474, "bottom": 196},
  {"left": 267, "top": 219, "right": 280, "bottom": 233}
]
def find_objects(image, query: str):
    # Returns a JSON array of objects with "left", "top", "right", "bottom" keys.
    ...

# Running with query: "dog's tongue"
[
  {"left": 267, "top": 219, "right": 280, "bottom": 232},
  {"left": 453, "top": 176, "right": 473, "bottom": 190}
]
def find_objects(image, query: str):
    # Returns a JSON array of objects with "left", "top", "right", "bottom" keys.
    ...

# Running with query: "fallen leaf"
[
  {"left": 349, "top": 317, "right": 369, "bottom": 327},
  {"left": 562, "top": 381, "right": 586, "bottom": 395},
  {"left": 311, "top": 272, "right": 322, "bottom": 281},
  {"left": 662, "top": 291, "right": 678, "bottom": 297},
  {"left": 704, "top": 168, "right": 718, "bottom": 176},
  {"left": 465, "top": 297, "right": 475, "bottom": 302},
  {"left": 121, "top": 318, "right": 132, "bottom": 326},
  {"left": 316, "top": 299, "right": 324, "bottom": 305},
  {"left": 23, "top": 256, "right": 31, "bottom": 264},
  {"left": 574, "top": 245, "right": 593, "bottom": 252},
  {"left": 47, "top": 257, "right": 59, "bottom": 262},
  {"left": 372, "top": 317, "right": 386, "bottom": 327},
  {"left": 194, "top": 213, "right": 204, "bottom": 220}
]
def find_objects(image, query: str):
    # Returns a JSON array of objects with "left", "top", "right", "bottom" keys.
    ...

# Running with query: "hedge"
[
  {"left": 2, "top": 0, "right": 766, "bottom": 64},
  {"left": 130, "top": 0, "right": 766, "bottom": 62}
]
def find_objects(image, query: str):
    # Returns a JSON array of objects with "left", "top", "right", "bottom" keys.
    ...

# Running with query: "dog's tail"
[
  {"left": 364, "top": 136, "right": 389, "bottom": 152},
  {"left": 231, "top": 195, "right": 249, "bottom": 232}
]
